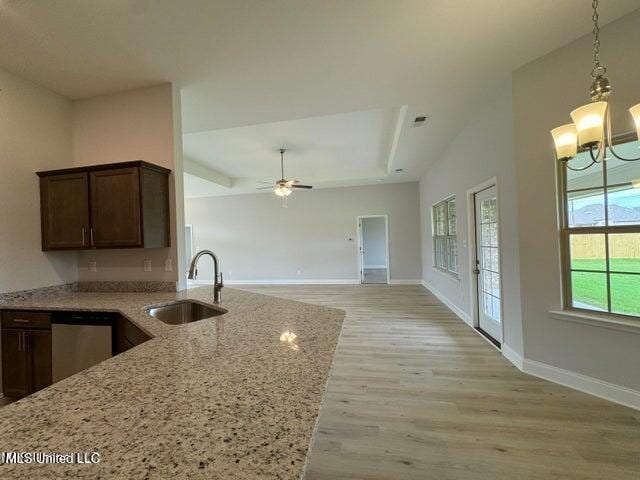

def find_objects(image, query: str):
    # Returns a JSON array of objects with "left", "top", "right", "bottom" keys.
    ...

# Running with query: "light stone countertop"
[{"left": 0, "top": 287, "right": 345, "bottom": 479}]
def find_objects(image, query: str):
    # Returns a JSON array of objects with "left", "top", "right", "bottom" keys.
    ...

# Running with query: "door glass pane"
[
  {"left": 483, "top": 292, "right": 493, "bottom": 317},
  {"left": 607, "top": 184, "right": 640, "bottom": 226},
  {"left": 567, "top": 189, "right": 605, "bottom": 227},
  {"left": 492, "top": 296, "right": 501, "bottom": 321},
  {"left": 569, "top": 233, "right": 606, "bottom": 271},
  {"left": 571, "top": 271, "right": 607, "bottom": 311},
  {"left": 491, "top": 272, "right": 500, "bottom": 297},
  {"left": 608, "top": 233, "right": 640, "bottom": 273},
  {"left": 566, "top": 152, "right": 603, "bottom": 190},
  {"left": 610, "top": 273, "right": 640, "bottom": 316}
]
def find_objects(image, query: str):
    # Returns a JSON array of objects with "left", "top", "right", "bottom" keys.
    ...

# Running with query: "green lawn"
[{"left": 571, "top": 258, "right": 640, "bottom": 316}]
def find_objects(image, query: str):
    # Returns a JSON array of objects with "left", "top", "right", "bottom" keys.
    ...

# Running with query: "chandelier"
[{"left": 550, "top": 0, "right": 640, "bottom": 170}]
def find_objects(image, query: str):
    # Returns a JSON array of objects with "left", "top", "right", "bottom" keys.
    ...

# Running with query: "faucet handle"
[{"left": 218, "top": 272, "right": 224, "bottom": 287}]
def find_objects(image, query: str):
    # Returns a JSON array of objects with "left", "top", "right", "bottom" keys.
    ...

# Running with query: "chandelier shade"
[
  {"left": 570, "top": 101, "right": 607, "bottom": 148},
  {"left": 551, "top": 124, "right": 578, "bottom": 161},
  {"left": 549, "top": 0, "right": 640, "bottom": 166},
  {"left": 631, "top": 104, "right": 640, "bottom": 140}
]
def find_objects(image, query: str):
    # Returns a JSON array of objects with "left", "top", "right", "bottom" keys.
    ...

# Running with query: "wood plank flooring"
[{"left": 238, "top": 284, "right": 640, "bottom": 480}]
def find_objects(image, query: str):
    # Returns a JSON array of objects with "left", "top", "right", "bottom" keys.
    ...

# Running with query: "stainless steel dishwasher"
[{"left": 51, "top": 312, "right": 113, "bottom": 383}]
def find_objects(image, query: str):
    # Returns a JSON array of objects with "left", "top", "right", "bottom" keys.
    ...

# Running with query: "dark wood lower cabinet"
[
  {"left": 1, "top": 328, "right": 52, "bottom": 399},
  {"left": 1, "top": 310, "right": 151, "bottom": 400},
  {"left": 1, "top": 329, "right": 31, "bottom": 398},
  {"left": 30, "top": 329, "right": 53, "bottom": 392},
  {"left": 114, "top": 315, "right": 151, "bottom": 354}
]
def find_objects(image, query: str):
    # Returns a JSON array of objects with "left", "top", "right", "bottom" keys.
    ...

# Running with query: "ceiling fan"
[{"left": 257, "top": 149, "right": 313, "bottom": 205}]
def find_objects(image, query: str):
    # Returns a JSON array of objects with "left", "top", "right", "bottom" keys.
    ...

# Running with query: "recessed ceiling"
[
  {"left": 2, "top": 0, "right": 639, "bottom": 196},
  {"left": 182, "top": 107, "right": 406, "bottom": 196}
]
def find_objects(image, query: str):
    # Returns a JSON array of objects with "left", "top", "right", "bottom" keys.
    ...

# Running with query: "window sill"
[
  {"left": 549, "top": 309, "right": 640, "bottom": 335},
  {"left": 432, "top": 266, "right": 460, "bottom": 281}
]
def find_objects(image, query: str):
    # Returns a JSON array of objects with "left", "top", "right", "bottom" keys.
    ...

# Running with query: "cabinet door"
[
  {"left": 1, "top": 330, "right": 30, "bottom": 398},
  {"left": 90, "top": 167, "right": 142, "bottom": 247},
  {"left": 29, "top": 330, "right": 52, "bottom": 393},
  {"left": 40, "top": 173, "right": 90, "bottom": 250}
]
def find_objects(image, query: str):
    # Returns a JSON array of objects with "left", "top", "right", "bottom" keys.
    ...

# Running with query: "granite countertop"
[{"left": 0, "top": 287, "right": 345, "bottom": 479}]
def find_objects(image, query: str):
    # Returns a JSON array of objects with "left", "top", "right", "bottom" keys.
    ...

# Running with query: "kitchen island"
[{"left": 0, "top": 286, "right": 344, "bottom": 479}]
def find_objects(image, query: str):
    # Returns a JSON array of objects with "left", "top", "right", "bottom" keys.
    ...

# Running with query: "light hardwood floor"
[{"left": 238, "top": 284, "right": 640, "bottom": 480}]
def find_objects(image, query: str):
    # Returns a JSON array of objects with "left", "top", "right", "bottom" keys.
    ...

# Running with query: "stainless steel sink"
[{"left": 147, "top": 301, "right": 226, "bottom": 325}]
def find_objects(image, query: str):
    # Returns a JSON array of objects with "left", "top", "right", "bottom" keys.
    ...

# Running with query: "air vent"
[{"left": 413, "top": 115, "right": 430, "bottom": 127}]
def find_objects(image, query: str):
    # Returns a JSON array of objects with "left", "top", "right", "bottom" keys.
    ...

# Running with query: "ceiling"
[{"left": 2, "top": 0, "right": 639, "bottom": 197}]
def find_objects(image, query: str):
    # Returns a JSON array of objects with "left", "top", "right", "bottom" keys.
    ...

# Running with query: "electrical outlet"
[
  {"left": 297, "top": 270, "right": 302, "bottom": 276},
  {"left": 164, "top": 258, "right": 173, "bottom": 272},
  {"left": 143, "top": 259, "right": 152, "bottom": 272},
  {"left": 228, "top": 271, "right": 232, "bottom": 278},
  {"left": 89, "top": 261, "right": 97, "bottom": 272}
]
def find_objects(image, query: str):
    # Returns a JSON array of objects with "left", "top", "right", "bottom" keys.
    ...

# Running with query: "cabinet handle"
[
  {"left": 90, "top": 228, "right": 94, "bottom": 246},
  {"left": 82, "top": 227, "right": 86, "bottom": 246},
  {"left": 13, "top": 318, "right": 29, "bottom": 323}
]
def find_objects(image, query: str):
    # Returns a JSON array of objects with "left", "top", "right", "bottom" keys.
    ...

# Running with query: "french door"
[{"left": 474, "top": 185, "right": 502, "bottom": 345}]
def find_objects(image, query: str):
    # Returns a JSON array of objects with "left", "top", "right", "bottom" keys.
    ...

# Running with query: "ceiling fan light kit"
[
  {"left": 257, "top": 148, "right": 314, "bottom": 206},
  {"left": 550, "top": 0, "right": 640, "bottom": 169}
]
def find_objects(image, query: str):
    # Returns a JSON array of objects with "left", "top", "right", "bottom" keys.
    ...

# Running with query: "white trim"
[
  {"left": 501, "top": 343, "right": 524, "bottom": 370},
  {"left": 522, "top": 358, "right": 640, "bottom": 411},
  {"left": 363, "top": 264, "right": 387, "bottom": 269},
  {"left": 549, "top": 309, "right": 640, "bottom": 335},
  {"left": 421, "top": 280, "right": 472, "bottom": 326},
  {"left": 420, "top": 281, "right": 640, "bottom": 411},
  {"left": 357, "top": 215, "right": 390, "bottom": 285},
  {"left": 389, "top": 279, "right": 422, "bottom": 285},
  {"left": 188, "top": 279, "right": 359, "bottom": 286}
]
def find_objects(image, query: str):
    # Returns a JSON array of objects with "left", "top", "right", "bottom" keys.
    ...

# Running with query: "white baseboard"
[
  {"left": 501, "top": 343, "right": 524, "bottom": 370},
  {"left": 522, "top": 358, "right": 640, "bottom": 411},
  {"left": 389, "top": 279, "right": 422, "bottom": 285},
  {"left": 421, "top": 280, "right": 472, "bottom": 326},
  {"left": 189, "top": 279, "right": 360, "bottom": 286},
  {"left": 419, "top": 280, "right": 639, "bottom": 410}
]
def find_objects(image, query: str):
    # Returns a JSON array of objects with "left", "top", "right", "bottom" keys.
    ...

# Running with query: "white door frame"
[
  {"left": 356, "top": 215, "right": 390, "bottom": 284},
  {"left": 466, "top": 178, "right": 504, "bottom": 346}
]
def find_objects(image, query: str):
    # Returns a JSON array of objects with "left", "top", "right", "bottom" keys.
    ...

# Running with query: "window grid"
[
  {"left": 479, "top": 198, "right": 500, "bottom": 321},
  {"left": 560, "top": 135, "right": 640, "bottom": 319},
  {"left": 432, "top": 197, "right": 458, "bottom": 277}
]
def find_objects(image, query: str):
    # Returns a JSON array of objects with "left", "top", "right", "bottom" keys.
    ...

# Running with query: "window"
[
  {"left": 432, "top": 196, "right": 458, "bottom": 276},
  {"left": 560, "top": 136, "right": 640, "bottom": 318}
]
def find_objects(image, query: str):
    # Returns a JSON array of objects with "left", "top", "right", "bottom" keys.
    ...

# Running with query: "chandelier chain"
[{"left": 591, "top": 0, "right": 606, "bottom": 78}]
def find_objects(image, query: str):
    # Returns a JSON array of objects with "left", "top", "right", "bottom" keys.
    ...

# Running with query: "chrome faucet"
[{"left": 188, "top": 250, "right": 224, "bottom": 303}]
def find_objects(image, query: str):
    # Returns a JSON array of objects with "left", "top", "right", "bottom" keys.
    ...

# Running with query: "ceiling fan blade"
[
  {"left": 256, "top": 186, "right": 274, "bottom": 190},
  {"left": 292, "top": 184, "right": 313, "bottom": 189},
  {"left": 257, "top": 181, "right": 274, "bottom": 184}
]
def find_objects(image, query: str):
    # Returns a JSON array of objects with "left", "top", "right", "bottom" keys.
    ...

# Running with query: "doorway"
[
  {"left": 357, "top": 215, "right": 389, "bottom": 284},
  {"left": 472, "top": 185, "right": 502, "bottom": 346}
]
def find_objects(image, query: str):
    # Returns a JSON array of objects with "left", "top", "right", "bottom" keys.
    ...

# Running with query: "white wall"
[
  {"left": 362, "top": 217, "right": 387, "bottom": 268},
  {"left": 419, "top": 81, "right": 523, "bottom": 355},
  {"left": 72, "top": 84, "right": 180, "bottom": 283},
  {"left": 185, "top": 182, "right": 421, "bottom": 283},
  {"left": 512, "top": 10, "right": 640, "bottom": 392},
  {"left": 0, "top": 67, "right": 77, "bottom": 293}
]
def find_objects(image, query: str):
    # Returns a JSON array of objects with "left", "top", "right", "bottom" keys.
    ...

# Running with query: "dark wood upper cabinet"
[
  {"left": 90, "top": 167, "right": 142, "bottom": 248},
  {"left": 40, "top": 172, "right": 90, "bottom": 249},
  {"left": 37, "top": 161, "right": 171, "bottom": 251}
]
